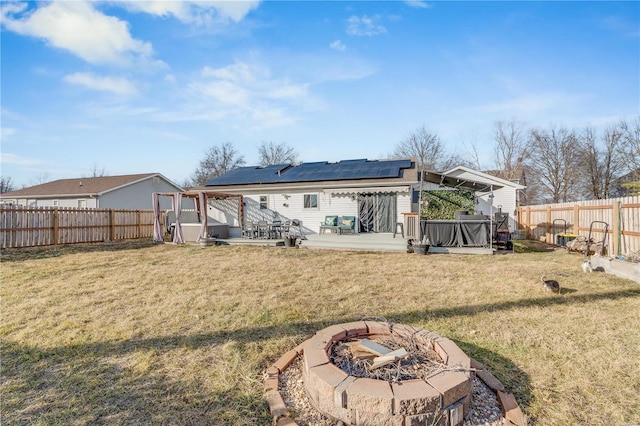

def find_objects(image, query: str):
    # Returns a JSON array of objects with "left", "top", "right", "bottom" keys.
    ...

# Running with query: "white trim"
[
  {"left": 325, "top": 186, "right": 411, "bottom": 195},
  {"left": 443, "top": 165, "right": 525, "bottom": 190}
]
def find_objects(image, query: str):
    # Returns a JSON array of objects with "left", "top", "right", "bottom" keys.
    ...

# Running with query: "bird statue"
[{"left": 541, "top": 275, "right": 560, "bottom": 293}]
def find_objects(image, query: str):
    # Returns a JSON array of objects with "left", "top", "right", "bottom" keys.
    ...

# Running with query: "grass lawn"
[{"left": 1, "top": 240, "right": 639, "bottom": 425}]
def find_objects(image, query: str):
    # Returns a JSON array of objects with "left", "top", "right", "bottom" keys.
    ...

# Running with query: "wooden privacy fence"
[
  {"left": 0, "top": 205, "right": 155, "bottom": 249},
  {"left": 517, "top": 196, "right": 640, "bottom": 256}
]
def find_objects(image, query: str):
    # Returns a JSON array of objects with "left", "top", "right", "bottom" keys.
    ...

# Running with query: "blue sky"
[{"left": 1, "top": 1, "right": 639, "bottom": 187}]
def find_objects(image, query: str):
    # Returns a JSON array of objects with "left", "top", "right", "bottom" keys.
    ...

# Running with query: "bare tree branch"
[
  {"left": 191, "top": 142, "right": 246, "bottom": 186},
  {"left": 0, "top": 176, "right": 16, "bottom": 193},
  {"left": 392, "top": 126, "right": 451, "bottom": 171},
  {"left": 257, "top": 141, "right": 298, "bottom": 166},
  {"left": 493, "top": 119, "right": 531, "bottom": 180}
]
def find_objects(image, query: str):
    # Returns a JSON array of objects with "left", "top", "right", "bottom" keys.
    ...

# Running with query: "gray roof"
[
  {"left": 1, "top": 173, "right": 166, "bottom": 198},
  {"left": 204, "top": 159, "right": 415, "bottom": 186}
]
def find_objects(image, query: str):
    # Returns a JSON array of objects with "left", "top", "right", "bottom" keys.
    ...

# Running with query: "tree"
[
  {"left": 392, "top": 126, "right": 458, "bottom": 172},
  {"left": 0, "top": 176, "right": 16, "bottom": 193},
  {"left": 191, "top": 142, "right": 246, "bottom": 186},
  {"left": 578, "top": 125, "right": 625, "bottom": 199},
  {"left": 30, "top": 173, "right": 51, "bottom": 186},
  {"left": 528, "top": 126, "right": 582, "bottom": 203},
  {"left": 257, "top": 141, "right": 298, "bottom": 166},
  {"left": 620, "top": 116, "right": 640, "bottom": 171},
  {"left": 85, "top": 163, "right": 108, "bottom": 178},
  {"left": 493, "top": 119, "right": 531, "bottom": 181}
]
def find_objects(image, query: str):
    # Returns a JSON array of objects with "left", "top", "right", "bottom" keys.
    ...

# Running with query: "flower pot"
[{"left": 413, "top": 244, "right": 430, "bottom": 255}]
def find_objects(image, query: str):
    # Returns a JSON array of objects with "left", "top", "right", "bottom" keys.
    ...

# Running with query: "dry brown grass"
[{"left": 1, "top": 240, "right": 639, "bottom": 425}]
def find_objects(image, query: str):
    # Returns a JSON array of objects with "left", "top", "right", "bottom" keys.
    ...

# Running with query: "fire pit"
[
  {"left": 265, "top": 320, "right": 527, "bottom": 426},
  {"left": 303, "top": 321, "right": 472, "bottom": 425}
]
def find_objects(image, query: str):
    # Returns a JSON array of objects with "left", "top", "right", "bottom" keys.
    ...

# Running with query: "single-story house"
[
  {"left": 191, "top": 159, "right": 525, "bottom": 237},
  {"left": 193, "top": 158, "right": 418, "bottom": 237},
  {"left": 0, "top": 173, "right": 187, "bottom": 210}
]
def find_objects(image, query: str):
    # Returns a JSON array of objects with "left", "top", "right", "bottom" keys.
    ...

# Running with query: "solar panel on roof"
[{"left": 204, "top": 159, "right": 414, "bottom": 186}]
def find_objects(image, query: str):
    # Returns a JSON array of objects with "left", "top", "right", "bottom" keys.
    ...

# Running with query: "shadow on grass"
[
  {"left": 4, "top": 287, "right": 639, "bottom": 423},
  {"left": 1, "top": 339, "right": 271, "bottom": 425},
  {"left": 0, "top": 239, "right": 157, "bottom": 262}
]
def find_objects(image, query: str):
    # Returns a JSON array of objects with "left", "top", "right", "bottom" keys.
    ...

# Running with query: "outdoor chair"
[
  {"left": 319, "top": 216, "right": 339, "bottom": 234},
  {"left": 338, "top": 216, "right": 356, "bottom": 235},
  {"left": 257, "top": 220, "right": 269, "bottom": 239},
  {"left": 242, "top": 222, "right": 257, "bottom": 239}
]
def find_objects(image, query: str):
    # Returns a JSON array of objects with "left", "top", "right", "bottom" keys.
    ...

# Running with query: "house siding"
[
  {"left": 205, "top": 187, "right": 412, "bottom": 235},
  {"left": 100, "top": 178, "right": 187, "bottom": 210}
]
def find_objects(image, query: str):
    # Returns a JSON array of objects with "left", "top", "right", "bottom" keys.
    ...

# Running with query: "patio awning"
[
  {"left": 421, "top": 172, "right": 503, "bottom": 192},
  {"left": 325, "top": 186, "right": 412, "bottom": 196}
]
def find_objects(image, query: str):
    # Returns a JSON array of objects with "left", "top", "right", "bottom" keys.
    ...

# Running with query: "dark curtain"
[{"left": 358, "top": 193, "right": 397, "bottom": 233}]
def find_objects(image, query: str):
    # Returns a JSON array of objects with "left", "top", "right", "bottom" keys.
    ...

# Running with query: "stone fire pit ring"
[{"left": 264, "top": 321, "right": 527, "bottom": 426}]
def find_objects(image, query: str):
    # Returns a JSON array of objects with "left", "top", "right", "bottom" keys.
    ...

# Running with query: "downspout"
[{"left": 418, "top": 169, "right": 424, "bottom": 242}]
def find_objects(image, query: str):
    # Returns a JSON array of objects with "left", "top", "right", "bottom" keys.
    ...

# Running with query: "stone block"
[
  {"left": 392, "top": 379, "right": 441, "bottom": 415},
  {"left": 427, "top": 371, "right": 471, "bottom": 408},
  {"left": 265, "top": 390, "right": 288, "bottom": 418},
  {"left": 390, "top": 323, "right": 420, "bottom": 339},
  {"left": 469, "top": 357, "right": 485, "bottom": 371},
  {"left": 403, "top": 412, "right": 446, "bottom": 426},
  {"left": 497, "top": 391, "right": 527, "bottom": 426},
  {"left": 353, "top": 410, "right": 404, "bottom": 426},
  {"left": 307, "top": 363, "right": 349, "bottom": 405},
  {"left": 316, "top": 324, "right": 348, "bottom": 342},
  {"left": 264, "top": 374, "right": 278, "bottom": 392},
  {"left": 433, "top": 338, "right": 470, "bottom": 369},
  {"left": 477, "top": 368, "right": 505, "bottom": 392},
  {"left": 334, "top": 375, "right": 357, "bottom": 408},
  {"left": 339, "top": 321, "right": 369, "bottom": 337},
  {"left": 345, "top": 377, "right": 394, "bottom": 414},
  {"left": 276, "top": 417, "right": 298, "bottom": 426},
  {"left": 302, "top": 348, "right": 329, "bottom": 375},
  {"left": 273, "top": 350, "right": 299, "bottom": 373},
  {"left": 365, "top": 321, "right": 392, "bottom": 336}
]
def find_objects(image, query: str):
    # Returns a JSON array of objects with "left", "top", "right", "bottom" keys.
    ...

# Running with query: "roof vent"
[{"left": 79, "top": 181, "right": 83, "bottom": 186}]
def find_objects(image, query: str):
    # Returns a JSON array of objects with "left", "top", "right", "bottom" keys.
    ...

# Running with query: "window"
[
  {"left": 259, "top": 195, "right": 268, "bottom": 210},
  {"left": 53, "top": 200, "right": 59, "bottom": 207},
  {"left": 78, "top": 199, "right": 86, "bottom": 208},
  {"left": 304, "top": 194, "right": 318, "bottom": 208}
]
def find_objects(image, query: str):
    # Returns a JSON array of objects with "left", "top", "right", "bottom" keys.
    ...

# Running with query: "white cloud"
[
  {"left": 475, "top": 91, "right": 587, "bottom": 116},
  {"left": 346, "top": 15, "right": 387, "bottom": 37},
  {"left": 1, "top": 127, "right": 17, "bottom": 139},
  {"left": 330, "top": 40, "right": 346, "bottom": 52},
  {"left": 1, "top": 1, "right": 160, "bottom": 67},
  {"left": 187, "top": 60, "right": 313, "bottom": 128},
  {"left": 64, "top": 72, "right": 138, "bottom": 95},
  {"left": 405, "top": 0, "right": 431, "bottom": 9},
  {"left": 1, "top": 152, "right": 42, "bottom": 165},
  {"left": 117, "top": 0, "right": 261, "bottom": 24}
]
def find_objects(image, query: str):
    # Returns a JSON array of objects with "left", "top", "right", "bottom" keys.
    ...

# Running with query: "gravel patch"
[{"left": 279, "top": 355, "right": 504, "bottom": 426}]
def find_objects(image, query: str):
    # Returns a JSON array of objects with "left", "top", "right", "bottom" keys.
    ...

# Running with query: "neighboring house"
[
  {"left": 194, "top": 159, "right": 418, "bottom": 236},
  {"left": 436, "top": 166, "right": 526, "bottom": 230},
  {"left": 0, "top": 173, "right": 186, "bottom": 210},
  {"left": 610, "top": 169, "right": 640, "bottom": 197}
]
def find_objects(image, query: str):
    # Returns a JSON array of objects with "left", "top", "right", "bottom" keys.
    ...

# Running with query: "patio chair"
[
  {"left": 338, "top": 216, "right": 356, "bottom": 235},
  {"left": 242, "top": 222, "right": 257, "bottom": 239},
  {"left": 257, "top": 220, "right": 269, "bottom": 239}
]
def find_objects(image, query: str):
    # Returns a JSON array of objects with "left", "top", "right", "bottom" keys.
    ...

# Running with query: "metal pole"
[
  {"left": 418, "top": 169, "right": 424, "bottom": 241},
  {"left": 489, "top": 184, "right": 493, "bottom": 251}
]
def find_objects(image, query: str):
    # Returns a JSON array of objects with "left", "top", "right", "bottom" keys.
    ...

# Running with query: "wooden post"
[
  {"left": 545, "top": 206, "right": 552, "bottom": 244},
  {"left": 53, "top": 207, "right": 59, "bottom": 245},
  {"left": 612, "top": 201, "right": 620, "bottom": 256},
  {"left": 573, "top": 205, "right": 579, "bottom": 235},
  {"left": 109, "top": 209, "right": 115, "bottom": 241},
  {"left": 137, "top": 210, "right": 142, "bottom": 239},
  {"left": 525, "top": 207, "right": 531, "bottom": 239}
]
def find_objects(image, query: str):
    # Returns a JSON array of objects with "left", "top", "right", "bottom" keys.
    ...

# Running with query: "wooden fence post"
[
  {"left": 137, "top": 210, "right": 142, "bottom": 238},
  {"left": 612, "top": 201, "right": 620, "bottom": 256},
  {"left": 573, "top": 205, "right": 579, "bottom": 234},
  {"left": 525, "top": 207, "right": 531, "bottom": 239},
  {"left": 545, "top": 206, "right": 552, "bottom": 244},
  {"left": 53, "top": 207, "right": 59, "bottom": 245},
  {"left": 109, "top": 209, "right": 115, "bottom": 241}
]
